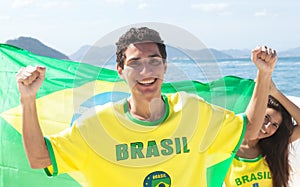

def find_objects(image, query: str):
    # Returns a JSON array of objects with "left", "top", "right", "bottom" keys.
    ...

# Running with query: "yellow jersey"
[
  {"left": 224, "top": 155, "right": 272, "bottom": 187},
  {"left": 45, "top": 92, "right": 246, "bottom": 187}
]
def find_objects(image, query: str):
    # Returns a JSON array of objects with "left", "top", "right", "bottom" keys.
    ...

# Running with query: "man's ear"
[
  {"left": 164, "top": 62, "right": 167, "bottom": 74},
  {"left": 117, "top": 64, "right": 124, "bottom": 79}
]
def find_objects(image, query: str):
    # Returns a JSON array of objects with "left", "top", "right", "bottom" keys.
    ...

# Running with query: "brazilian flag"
[{"left": 0, "top": 43, "right": 254, "bottom": 186}]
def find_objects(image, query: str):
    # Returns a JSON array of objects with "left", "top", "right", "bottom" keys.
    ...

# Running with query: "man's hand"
[
  {"left": 16, "top": 66, "right": 46, "bottom": 98},
  {"left": 251, "top": 46, "right": 277, "bottom": 74}
]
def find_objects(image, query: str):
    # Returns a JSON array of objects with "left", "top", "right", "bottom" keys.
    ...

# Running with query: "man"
[{"left": 16, "top": 27, "right": 276, "bottom": 186}]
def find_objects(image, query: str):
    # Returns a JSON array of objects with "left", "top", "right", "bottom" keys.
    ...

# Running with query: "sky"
[{"left": 0, "top": 0, "right": 299, "bottom": 56}]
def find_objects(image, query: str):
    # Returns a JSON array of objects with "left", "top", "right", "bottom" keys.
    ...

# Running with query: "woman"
[{"left": 224, "top": 80, "right": 300, "bottom": 187}]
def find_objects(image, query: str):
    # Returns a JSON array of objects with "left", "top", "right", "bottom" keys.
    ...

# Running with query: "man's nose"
[{"left": 140, "top": 62, "right": 152, "bottom": 74}]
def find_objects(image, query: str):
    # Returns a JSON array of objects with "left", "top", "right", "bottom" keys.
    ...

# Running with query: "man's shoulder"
[
  {"left": 166, "top": 91, "right": 205, "bottom": 102},
  {"left": 76, "top": 100, "right": 124, "bottom": 122},
  {"left": 166, "top": 92, "right": 240, "bottom": 117}
]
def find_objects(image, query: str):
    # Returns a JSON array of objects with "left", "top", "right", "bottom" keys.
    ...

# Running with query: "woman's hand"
[{"left": 251, "top": 46, "right": 277, "bottom": 75}]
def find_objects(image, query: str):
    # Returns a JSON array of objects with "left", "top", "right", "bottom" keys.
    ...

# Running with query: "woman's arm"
[
  {"left": 244, "top": 46, "right": 277, "bottom": 140},
  {"left": 270, "top": 80, "right": 300, "bottom": 142}
]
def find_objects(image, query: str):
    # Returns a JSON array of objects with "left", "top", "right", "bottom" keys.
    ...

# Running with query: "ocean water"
[
  {"left": 164, "top": 57, "right": 300, "bottom": 97},
  {"left": 218, "top": 57, "right": 300, "bottom": 97}
]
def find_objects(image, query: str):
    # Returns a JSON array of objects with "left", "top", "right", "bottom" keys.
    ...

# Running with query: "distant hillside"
[
  {"left": 166, "top": 47, "right": 232, "bottom": 61},
  {"left": 5, "top": 37, "right": 300, "bottom": 61},
  {"left": 279, "top": 47, "right": 300, "bottom": 57},
  {"left": 6, "top": 37, "right": 69, "bottom": 60},
  {"left": 69, "top": 45, "right": 233, "bottom": 64},
  {"left": 69, "top": 45, "right": 91, "bottom": 61},
  {"left": 69, "top": 45, "right": 115, "bottom": 65},
  {"left": 221, "top": 48, "right": 300, "bottom": 58},
  {"left": 221, "top": 49, "right": 251, "bottom": 59}
]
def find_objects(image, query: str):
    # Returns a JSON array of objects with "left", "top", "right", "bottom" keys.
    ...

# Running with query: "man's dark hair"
[{"left": 115, "top": 27, "right": 167, "bottom": 69}]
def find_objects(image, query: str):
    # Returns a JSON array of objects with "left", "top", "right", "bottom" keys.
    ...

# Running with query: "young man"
[{"left": 16, "top": 27, "right": 277, "bottom": 186}]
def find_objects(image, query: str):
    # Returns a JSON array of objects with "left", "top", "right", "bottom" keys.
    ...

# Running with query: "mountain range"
[
  {"left": 4, "top": 37, "right": 300, "bottom": 63},
  {"left": 6, "top": 37, "right": 69, "bottom": 60}
]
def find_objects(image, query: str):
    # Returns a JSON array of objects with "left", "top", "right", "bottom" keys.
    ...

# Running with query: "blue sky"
[{"left": 0, "top": 0, "right": 299, "bottom": 55}]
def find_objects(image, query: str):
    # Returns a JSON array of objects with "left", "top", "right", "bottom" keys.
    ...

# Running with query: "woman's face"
[{"left": 258, "top": 108, "right": 283, "bottom": 139}]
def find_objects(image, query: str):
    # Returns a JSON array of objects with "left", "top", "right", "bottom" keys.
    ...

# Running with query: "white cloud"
[
  {"left": 37, "top": 1, "right": 72, "bottom": 9},
  {"left": 254, "top": 9, "right": 267, "bottom": 17},
  {"left": 11, "top": 0, "right": 72, "bottom": 9},
  {"left": 0, "top": 16, "right": 10, "bottom": 21},
  {"left": 12, "top": 0, "right": 35, "bottom": 8},
  {"left": 191, "top": 3, "right": 228, "bottom": 12},
  {"left": 254, "top": 9, "right": 277, "bottom": 17},
  {"left": 105, "top": 0, "right": 126, "bottom": 5},
  {"left": 218, "top": 11, "right": 232, "bottom": 16},
  {"left": 137, "top": 2, "right": 148, "bottom": 10}
]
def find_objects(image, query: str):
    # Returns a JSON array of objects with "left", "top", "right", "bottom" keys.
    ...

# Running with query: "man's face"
[{"left": 117, "top": 42, "right": 167, "bottom": 100}]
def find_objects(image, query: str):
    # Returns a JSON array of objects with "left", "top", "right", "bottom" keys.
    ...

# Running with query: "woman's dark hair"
[
  {"left": 115, "top": 27, "right": 167, "bottom": 69},
  {"left": 259, "top": 95, "right": 294, "bottom": 187}
]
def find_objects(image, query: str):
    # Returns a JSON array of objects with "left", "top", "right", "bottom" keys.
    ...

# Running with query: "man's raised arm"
[{"left": 16, "top": 66, "right": 51, "bottom": 168}]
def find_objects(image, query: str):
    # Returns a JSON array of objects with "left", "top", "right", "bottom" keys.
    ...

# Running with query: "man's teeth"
[{"left": 139, "top": 79, "right": 155, "bottom": 84}]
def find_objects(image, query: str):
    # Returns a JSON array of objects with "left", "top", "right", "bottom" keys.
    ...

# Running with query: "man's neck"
[{"left": 127, "top": 95, "right": 165, "bottom": 121}]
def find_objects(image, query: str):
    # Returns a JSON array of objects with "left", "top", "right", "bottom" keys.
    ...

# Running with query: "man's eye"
[
  {"left": 129, "top": 61, "right": 141, "bottom": 67},
  {"left": 149, "top": 59, "right": 162, "bottom": 66}
]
